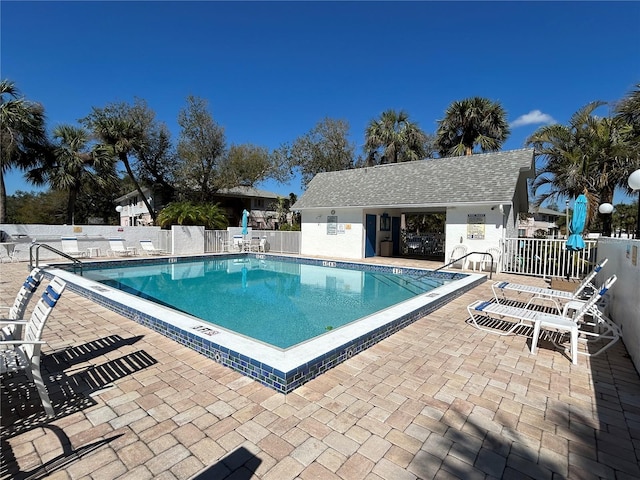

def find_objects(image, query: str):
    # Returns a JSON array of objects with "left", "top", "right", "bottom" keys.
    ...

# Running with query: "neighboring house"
[
  {"left": 115, "top": 186, "right": 283, "bottom": 229},
  {"left": 518, "top": 206, "right": 564, "bottom": 238},
  {"left": 291, "top": 149, "right": 535, "bottom": 262},
  {"left": 115, "top": 188, "right": 156, "bottom": 227},
  {"left": 212, "top": 187, "right": 281, "bottom": 229}
]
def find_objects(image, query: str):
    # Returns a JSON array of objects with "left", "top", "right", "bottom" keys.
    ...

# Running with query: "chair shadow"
[
  {"left": 0, "top": 423, "right": 124, "bottom": 480},
  {"left": 1, "top": 335, "right": 156, "bottom": 439},
  {"left": 191, "top": 446, "right": 262, "bottom": 480}
]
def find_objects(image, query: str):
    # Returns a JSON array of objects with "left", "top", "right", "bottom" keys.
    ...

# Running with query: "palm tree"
[
  {"left": 26, "top": 125, "right": 118, "bottom": 224},
  {"left": 364, "top": 110, "right": 428, "bottom": 165},
  {"left": 615, "top": 83, "right": 640, "bottom": 157},
  {"left": 156, "top": 201, "right": 228, "bottom": 230},
  {"left": 435, "top": 97, "right": 510, "bottom": 157},
  {"left": 527, "top": 101, "right": 639, "bottom": 227},
  {"left": 82, "top": 103, "right": 157, "bottom": 224},
  {"left": 0, "top": 79, "right": 48, "bottom": 223}
]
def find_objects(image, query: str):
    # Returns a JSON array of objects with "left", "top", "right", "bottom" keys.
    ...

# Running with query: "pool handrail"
[
  {"left": 429, "top": 251, "right": 494, "bottom": 279},
  {"left": 29, "top": 242, "right": 83, "bottom": 275}
]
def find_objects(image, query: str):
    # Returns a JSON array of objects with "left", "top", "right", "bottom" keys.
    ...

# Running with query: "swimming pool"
[
  {"left": 81, "top": 256, "right": 448, "bottom": 349},
  {"left": 48, "top": 254, "right": 484, "bottom": 393}
]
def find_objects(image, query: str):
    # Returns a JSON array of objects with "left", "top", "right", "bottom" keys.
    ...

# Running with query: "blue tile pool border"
[{"left": 46, "top": 254, "right": 484, "bottom": 394}]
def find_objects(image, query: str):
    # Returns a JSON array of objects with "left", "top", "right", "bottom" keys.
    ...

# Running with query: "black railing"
[
  {"left": 30, "top": 243, "right": 83, "bottom": 275},
  {"left": 431, "top": 251, "right": 494, "bottom": 279}
]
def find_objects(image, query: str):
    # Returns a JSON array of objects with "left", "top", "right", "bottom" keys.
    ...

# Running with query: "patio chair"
[
  {"left": 480, "top": 247, "right": 502, "bottom": 272},
  {"left": 467, "top": 275, "right": 616, "bottom": 364},
  {"left": 249, "top": 237, "right": 261, "bottom": 252},
  {"left": 61, "top": 236, "right": 86, "bottom": 258},
  {"left": 1, "top": 268, "right": 44, "bottom": 342},
  {"left": 140, "top": 239, "right": 166, "bottom": 255},
  {"left": 108, "top": 238, "right": 134, "bottom": 257},
  {"left": 492, "top": 258, "right": 608, "bottom": 312},
  {"left": 232, "top": 235, "right": 244, "bottom": 252},
  {"left": 448, "top": 245, "right": 468, "bottom": 270},
  {"left": 0, "top": 276, "right": 67, "bottom": 416}
]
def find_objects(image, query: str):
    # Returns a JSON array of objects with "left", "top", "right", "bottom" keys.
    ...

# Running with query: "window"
[{"left": 380, "top": 213, "right": 391, "bottom": 231}]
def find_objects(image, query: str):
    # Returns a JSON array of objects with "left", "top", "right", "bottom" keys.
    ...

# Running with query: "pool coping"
[{"left": 45, "top": 253, "right": 486, "bottom": 393}]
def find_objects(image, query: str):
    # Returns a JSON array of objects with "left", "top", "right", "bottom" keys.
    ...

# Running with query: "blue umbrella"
[
  {"left": 566, "top": 194, "right": 588, "bottom": 251},
  {"left": 241, "top": 209, "right": 249, "bottom": 236}
]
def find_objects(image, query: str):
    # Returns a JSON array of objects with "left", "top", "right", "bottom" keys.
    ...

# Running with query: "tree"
[
  {"left": 0, "top": 79, "right": 48, "bottom": 223},
  {"left": 156, "top": 201, "right": 228, "bottom": 230},
  {"left": 526, "top": 101, "right": 639, "bottom": 227},
  {"left": 82, "top": 99, "right": 162, "bottom": 224},
  {"left": 435, "top": 97, "right": 510, "bottom": 157},
  {"left": 6, "top": 190, "right": 67, "bottom": 224},
  {"left": 218, "top": 144, "right": 272, "bottom": 189},
  {"left": 364, "top": 110, "right": 429, "bottom": 165},
  {"left": 289, "top": 118, "right": 355, "bottom": 188},
  {"left": 134, "top": 122, "right": 178, "bottom": 206},
  {"left": 176, "top": 96, "right": 226, "bottom": 202},
  {"left": 615, "top": 83, "right": 640, "bottom": 146},
  {"left": 612, "top": 202, "right": 638, "bottom": 237},
  {"left": 26, "top": 124, "right": 118, "bottom": 224}
]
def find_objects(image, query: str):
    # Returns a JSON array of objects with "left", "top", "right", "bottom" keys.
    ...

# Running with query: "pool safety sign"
[
  {"left": 327, "top": 215, "right": 338, "bottom": 235},
  {"left": 467, "top": 214, "right": 485, "bottom": 240}
]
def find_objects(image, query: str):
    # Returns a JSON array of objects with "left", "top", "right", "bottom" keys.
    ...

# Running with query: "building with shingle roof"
[{"left": 292, "top": 149, "right": 535, "bottom": 264}]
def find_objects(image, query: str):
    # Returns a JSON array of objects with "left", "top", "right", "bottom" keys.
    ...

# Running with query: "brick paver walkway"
[{"left": 1, "top": 259, "right": 639, "bottom": 479}]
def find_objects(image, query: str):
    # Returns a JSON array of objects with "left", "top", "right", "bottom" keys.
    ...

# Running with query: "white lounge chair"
[
  {"left": 1, "top": 268, "right": 44, "bottom": 342},
  {"left": 140, "top": 239, "right": 166, "bottom": 255},
  {"left": 491, "top": 258, "right": 608, "bottom": 312},
  {"left": 0, "top": 276, "right": 67, "bottom": 416},
  {"left": 467, "top": 275, "right": 617, "bottom": 364},
  {"left": 61, "top": 237, "right": 86, "bottom": 258},
  {"left": 108, "top": 238, "right": 133, "bottom": 256}
]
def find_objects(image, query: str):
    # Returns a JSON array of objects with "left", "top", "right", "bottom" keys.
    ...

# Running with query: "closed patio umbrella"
[
  {"left": 242, "top": 209, "right": 249, "bottom": 236},
  {"left": 565, "top": 194, "right": 588, "bottom": 279},
  {"left": 566, "top": 194, "right": 588, "bottom": 251}
]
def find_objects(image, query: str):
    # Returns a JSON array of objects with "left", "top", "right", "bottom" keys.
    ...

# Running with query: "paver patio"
[{"left": 1, "top": 258, "right": 639, "bottom": 479}]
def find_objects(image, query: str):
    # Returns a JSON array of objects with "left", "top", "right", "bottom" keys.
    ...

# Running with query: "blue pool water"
[{"left": 82, "top": 256, "right": 448, "bottom": 348}]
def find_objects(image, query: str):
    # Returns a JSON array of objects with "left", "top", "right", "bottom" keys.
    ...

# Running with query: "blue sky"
[{"left": 2, "top": 1, "right": 639, "bottom": 205}]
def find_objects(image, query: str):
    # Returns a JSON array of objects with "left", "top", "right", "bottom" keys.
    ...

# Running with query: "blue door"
[
  {"left": 392, "top": 216, "right": 401, "bottom": 256},
  {"left": 365, "top": 214, "right": 376, "bottom": 257}
]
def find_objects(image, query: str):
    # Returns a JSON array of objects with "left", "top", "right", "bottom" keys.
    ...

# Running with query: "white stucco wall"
[
  {"left": 445, "top": 206, "right": 507, "bottom": 269},
  {"left": 595, "top": 237, "right": 640, "bottom": 373},
  {"left": 171, "top": 226, "right": 205, "bottom": 255},
  {"left": 300, "top": 209, "right": 365, "bottom": 259},
  {"left": 0, "top": 224, "right": 164, "bottom": 261}
]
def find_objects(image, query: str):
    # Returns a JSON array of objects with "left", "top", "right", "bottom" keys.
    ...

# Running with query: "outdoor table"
[{"left": 87, "top": 247, "right": 101, "bottom": 258}]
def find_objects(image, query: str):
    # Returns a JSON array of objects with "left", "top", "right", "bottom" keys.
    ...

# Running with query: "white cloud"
[{"left": 510, "top": 110, "right": 556, "bottom": 128}]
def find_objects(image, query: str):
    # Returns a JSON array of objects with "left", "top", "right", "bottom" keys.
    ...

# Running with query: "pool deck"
[{"left": 1, "top": 257, "right": 639, "bottom": 479}]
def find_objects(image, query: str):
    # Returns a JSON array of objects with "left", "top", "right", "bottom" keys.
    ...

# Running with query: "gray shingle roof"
[
  {"left": 217, "top": 186, "right": 281, "bottom": 199},
  {"left": 292, "top": 148, "right": 535, "bottom": 210}
]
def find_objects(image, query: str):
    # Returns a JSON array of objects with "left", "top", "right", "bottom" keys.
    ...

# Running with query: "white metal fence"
[
  {"left": 205, "top": 230, "right": 301, "bottom": 254},
  {"left": 501, "top": 238, "right": 598, "bottom": 279}
]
